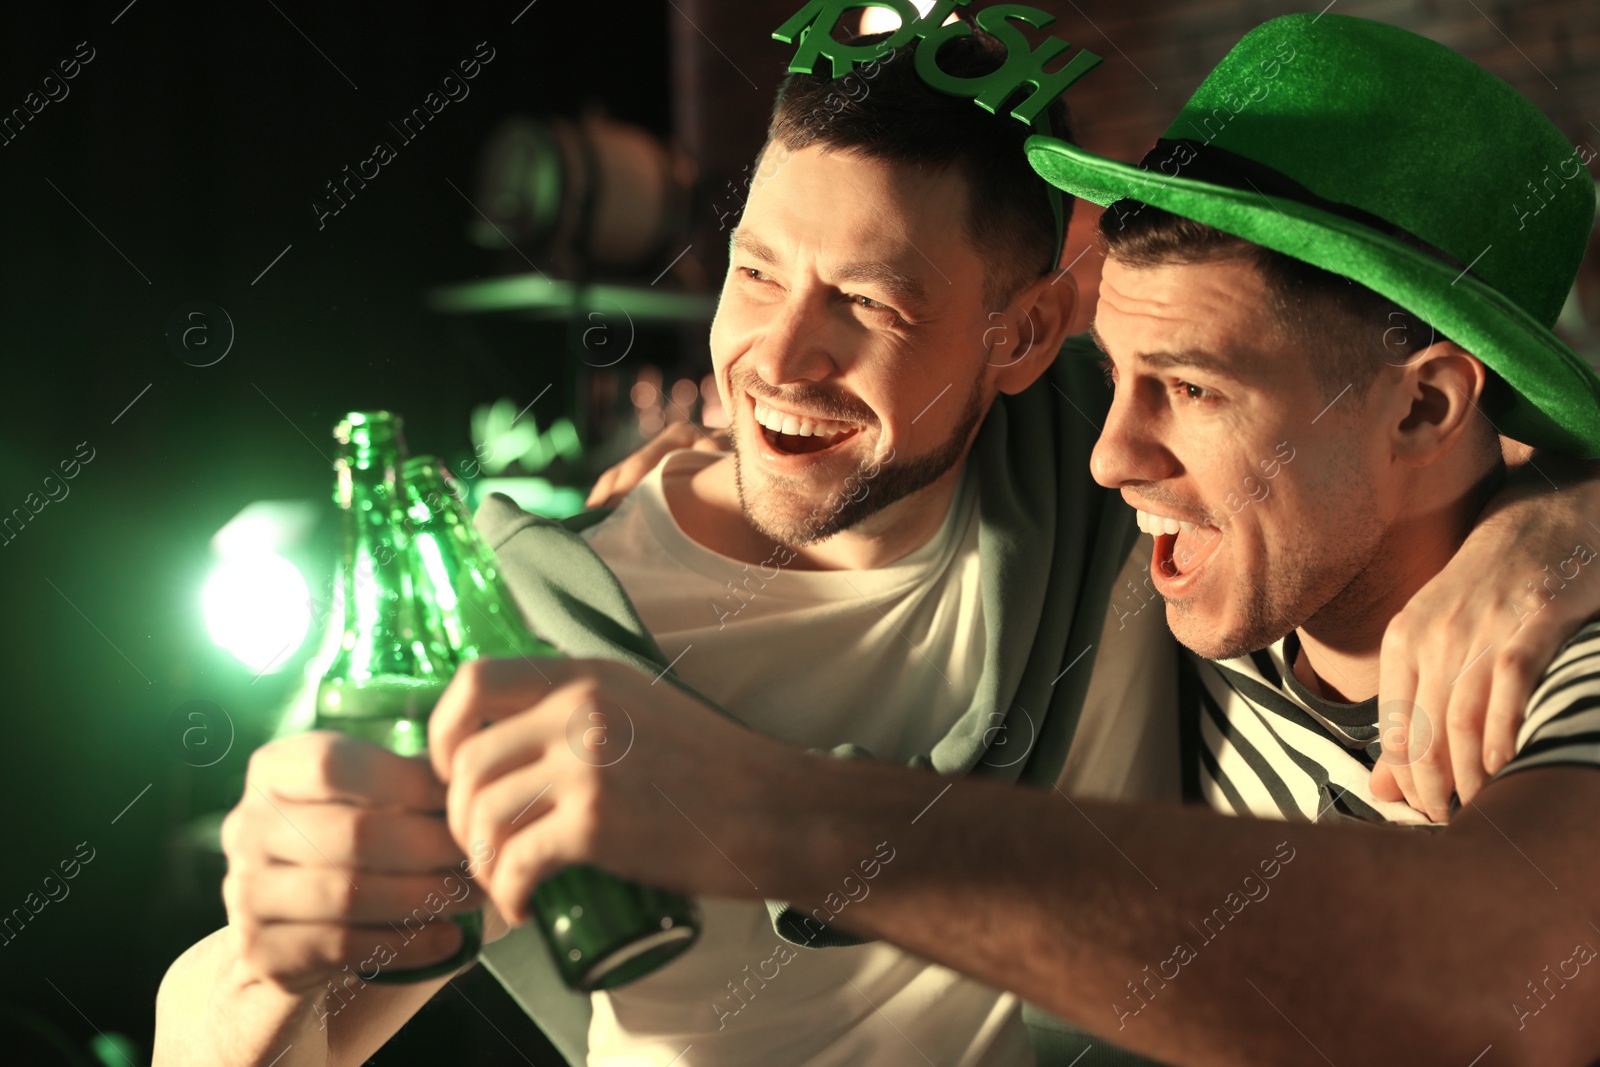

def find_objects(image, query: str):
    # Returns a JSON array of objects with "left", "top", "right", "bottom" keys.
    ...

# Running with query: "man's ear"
[
  {"left": 1392, "top": 342, "right": 1490, "bottom": 466},
  {"left": 983, "top": 270, "right": 1079, "bottom": 395}
]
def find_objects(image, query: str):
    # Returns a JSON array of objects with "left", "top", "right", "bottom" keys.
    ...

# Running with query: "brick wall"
[{"left": 1044, "top": 0, "right": 1600, "bottom": 349}]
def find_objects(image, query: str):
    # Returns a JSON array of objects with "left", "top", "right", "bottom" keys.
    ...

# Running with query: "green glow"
[
  {"left": 202, "top": 552, "right": 311, "bottom": 674},
  {"left": 427, "top": 274, "right": 717, "bottom": 321},
  {"left": 89, "top": 1032, "right": 141, "bottom": 1067},
  {"left": 471, "top": 397, "right": 583, "bottom": 476},
  {"left": 473, "top": 476, "right": 588, "bottom": 519}
]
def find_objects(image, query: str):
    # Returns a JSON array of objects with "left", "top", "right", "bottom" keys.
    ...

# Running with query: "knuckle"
[
  {"left": 219, "top": 808, "right": 244, "bottom": 856},
  {"left": 231, "top": 917, "right": 263, "bottom": 963},
  {"left": 1382, "top": 607, "right": 1422, "bottom": 643},
  {"left": 1494, "top": 646, "right": 1536, "bottom": 684},
  {"left": 501, "top": 839, "right": 535, "bottom": 889},
  {"left": 321, "top": 870, "right": 358, "bottom": 915},
  {"left": 452, "top": 730, "right": 488, "bottom": 790},
  {"left": 1412, "top": 727, "right": 1444, "bottom": 763},
  {"left": 1379, "top": 629, "right": 1413, "bottom": 664},
  {"left": 342, "top": 809, "right": 374, "bottom": 861},
  {"left": 221, "top": 869, "right": 255, "bottom": 920},
  {"left": 454, "top": 656, "right": 493, "bottom": 704},
  {"left": 307, "top": 731, "right": 347, "bottom": 785},
  {"left": 461, "top": 801, "right": 487, "bottom": 864},
  {"left": 220, "top": 871, "right": 242, "bottom": 915},
  {"left": 244, "top": 742, "right": 274, "bottom": 785},
  {"left": 1444, "top": 695, "right": 1483, "bottom": 731},
  {"left": 563, "top": 677, "right": 604, "bottom": 713}
]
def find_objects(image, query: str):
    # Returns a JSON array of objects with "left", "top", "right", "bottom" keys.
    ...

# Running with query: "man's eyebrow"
[
  {"left": 1087, "top": 320, "right": 1244, "bottom": 380},
  {"left": 732, "top": 229, "right": 929, "bottom": 311},
  {"left": 832, "top": 260, "right": 929, "bottom": 310},
  {"left": 1088, "top": 320, "right": 1107, "bottom": 353},
  {"left": 1140, "top": 349, "right": 1246, "bottom": 381},
  {"left": 730, "top": 230, "right": 780, "bottom": 265}
]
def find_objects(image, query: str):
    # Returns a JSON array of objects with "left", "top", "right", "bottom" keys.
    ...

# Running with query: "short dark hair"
[
  {"left": 1097, "top": 200, "right": 1456, "bottom": 401},
  {"left": 766, "top": 26, "right": 1073, "bottom": 308}
]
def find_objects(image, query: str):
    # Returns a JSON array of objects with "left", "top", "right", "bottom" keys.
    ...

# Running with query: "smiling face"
[
  {"left": 1090, "top": 256, "right": 1397, "bottom": 660},
  {"left": 709, "top": 144, "right": 1021, "bottom": 550}
]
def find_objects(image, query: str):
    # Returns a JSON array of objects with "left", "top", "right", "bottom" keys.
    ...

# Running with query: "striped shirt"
[{"left": 1190, "top": 622, "right": 1600, "bottom": 824}]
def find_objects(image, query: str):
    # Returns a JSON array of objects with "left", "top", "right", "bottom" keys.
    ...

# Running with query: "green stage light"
[
  {"left": 201, "top": 552, "right": 312, "bottom": 675},
  {"left": 202, "top": 500, "right": 322, "bottom": 675}
]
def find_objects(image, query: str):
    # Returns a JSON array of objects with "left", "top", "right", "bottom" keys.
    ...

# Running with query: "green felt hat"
[{"left": 1025, "top": 12, "right": 1600, "bottom": 456}]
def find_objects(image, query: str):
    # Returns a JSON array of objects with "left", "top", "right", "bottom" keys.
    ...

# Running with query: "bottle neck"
[
  {"left": 400, "top": 459, "right": 552, "bottom": 661},
  {"left": 325, "top": 448, "right": 447, "bottom": 683}
]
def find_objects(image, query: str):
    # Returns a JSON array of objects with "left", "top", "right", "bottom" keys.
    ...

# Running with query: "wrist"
[
  {"left": 748, "top": 752, "right": 926, "bottom": 908},
  {"left": 155, "top": 928, "right": 326, "bottom": 1067}
]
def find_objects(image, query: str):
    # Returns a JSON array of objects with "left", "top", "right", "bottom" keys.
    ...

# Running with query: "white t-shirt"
[{"left": 580, "top": 449, "right": 1032, "bottom": 1067}]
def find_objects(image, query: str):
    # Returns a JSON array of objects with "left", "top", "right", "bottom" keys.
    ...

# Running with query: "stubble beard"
[
  {"left": 1168, "top": 459, "right": 1384, "bottom": 663},
  {"left": 729, "top": 369, "right": 987, "bottom": 549}
]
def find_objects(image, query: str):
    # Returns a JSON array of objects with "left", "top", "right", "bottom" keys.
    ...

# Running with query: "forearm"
[
  {"left": 153, "top": 927, "right": 456, "bottom": 1067},
  {"left": 1494, "top": 438, "right": 1600, "bottom": 501},
  {"left": 154, "top": 928, "right": 327, "bottom": 1067},
  {"left": 751, "top": 759, "right": 1596, "bottom": 1067}
]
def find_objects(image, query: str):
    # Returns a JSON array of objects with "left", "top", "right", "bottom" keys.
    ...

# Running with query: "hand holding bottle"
[
  {"left": 218, "top": 730, "right": 494, "bottom": 995},
  {"left": 429, "top": 656, "right": 797, "bottom": 916},
  {"left": 312, "top": 412, "right": 700, "bottom": 990}
]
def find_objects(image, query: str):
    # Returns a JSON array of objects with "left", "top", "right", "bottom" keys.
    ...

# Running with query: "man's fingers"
[
  {"left": 486, "top": 817, "right": 579, "bottom": 926},
  {"left": 1404, "top": 731, "right": 1451, "bottom": 824},
  {"left": 585, "top": 422, "right": 710, "bottom": 508},
  {"left": 430, "top": 657, "right": 597, "bottom": 782},
  {"left": 249, "top": 732, "right": 447, "bottom": 812},
  {"left": 1439, "top": 638, "right": 1495, "bottom": 811},
  {"left": 446, "top": 715, "right": 552, "bottom": 849},
  {"left": 223, "top": 864, "right": 481, "bottom": 925},
  {"left": 1443, "top": 683, "right": 1488, "bottom": 811},
  {"left": 1376, "top": 693, "right": 1419, "bottom": 814},
  {"left": 226, "top": 802, "right": 466, "bottom": 874},
  {"left": 585, "top": 468, "right": 618, "bottom": 509},
  {"left": 1404, "top": 671, "right": 1450, "bottom": 822},
  {"left": 1481, "top": 673, "right": 1527, "bottom": 780},
  {"left": 1482, "top": 639, "right": 1541, "bottom": 776},
  {"left": 1375, "top": 625, "right": 1421, "bottom": 812},
  {"left": 461, "top": 761, "right": 562, "bottom": 878},
  {"left": 1368, "top": 760, "right": 1403, "bottom": 802}
]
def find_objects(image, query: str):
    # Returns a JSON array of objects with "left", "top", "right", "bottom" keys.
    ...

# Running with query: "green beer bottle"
[
  {"left": 313, "top": 412, "right": 481, "bottom": 982},
  {"left": 397, "top": 455, "right": 701, "bottom": 991}
]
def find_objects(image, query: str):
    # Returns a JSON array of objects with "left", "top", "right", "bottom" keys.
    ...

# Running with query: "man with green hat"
[{"left": 414, "top": 11, "right": 1600, "bottom": 1066}]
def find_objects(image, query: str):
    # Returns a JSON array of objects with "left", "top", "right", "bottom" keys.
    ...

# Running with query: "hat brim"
[{"left": 1027, "top": 134, "right": 1600, "bottom": 457}]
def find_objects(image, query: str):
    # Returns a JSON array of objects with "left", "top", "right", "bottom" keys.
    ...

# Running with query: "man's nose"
[
  {"left": 1091, "top": 385, "right": 1176, "bottom": 489},
  {"left": 750, "top": 292, "right": 838, "bottom": 386}
]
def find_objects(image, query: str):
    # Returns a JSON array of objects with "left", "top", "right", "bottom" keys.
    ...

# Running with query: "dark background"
[{"left": 0, "top": 1, "right": 1593, "bottom": 1064}]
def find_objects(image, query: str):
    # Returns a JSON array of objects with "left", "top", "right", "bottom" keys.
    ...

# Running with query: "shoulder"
[
  {"left": 987, "top": 330, "right": 1110, "bottom": 447},
  {"left": 1497, "top": 620, "right": 1600, "bottom": 775},
  {"left": 1533, "top": 621, "right": 1600, "bottom": 690},
  {"left": 1527, "top": 620, "right": 1600, "bottom": 711},
  {"left": 472, "top": 492, "right": 613, "bottom": 550}
]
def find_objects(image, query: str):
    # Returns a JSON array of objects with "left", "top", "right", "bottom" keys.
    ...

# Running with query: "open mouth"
[
  {"left": 1135, "top": 507, "right": 1222, "bottom": 588},
  {"left": 752, "top": 399, "right": 863, "bottom": 456}
]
